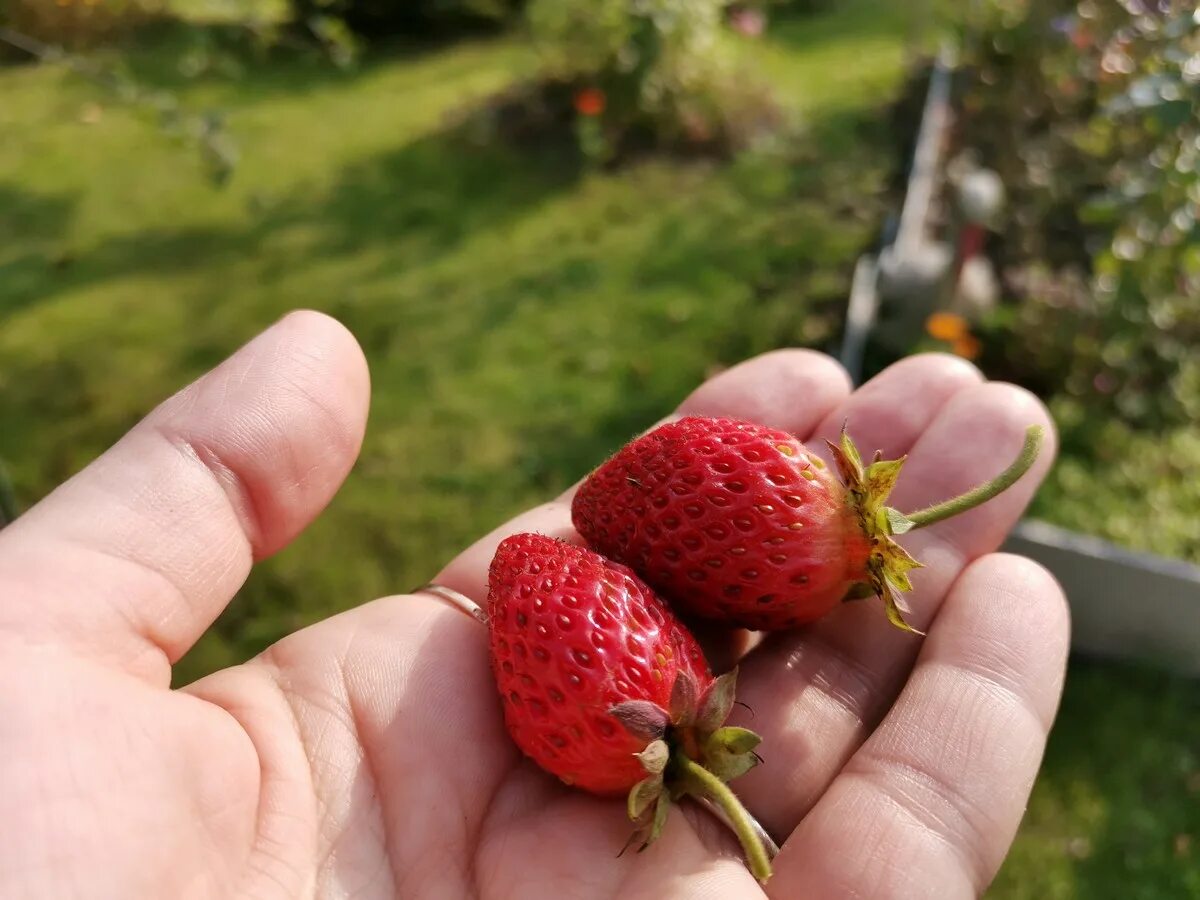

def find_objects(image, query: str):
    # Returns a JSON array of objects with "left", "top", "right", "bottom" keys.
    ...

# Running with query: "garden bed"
[
  {"left": 866, "top": 1, "right": 1199, "bottom": 571},
  {"left": 854, "top": 7, "right": 1200, "bottom": 890}
]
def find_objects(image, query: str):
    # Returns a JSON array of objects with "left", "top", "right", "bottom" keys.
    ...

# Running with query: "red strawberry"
[
  {"left": 488, "top": 533, "right": 709, "bottom": 793},
  {"left": 487, "top": 533, "right": 773, "bottom": 880},
  {"left": 572, "top": 416, "right": 1043, "bottom": 632}
]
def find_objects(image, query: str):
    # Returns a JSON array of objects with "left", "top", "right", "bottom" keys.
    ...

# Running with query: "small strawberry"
[
  {"left": 572, "top": 416, "right": 1043, "bottom": 632},
  {"left": 488, "top": 533, "right": 773, "bottom": 881}
]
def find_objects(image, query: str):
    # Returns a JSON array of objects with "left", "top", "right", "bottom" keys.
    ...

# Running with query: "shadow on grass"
[
  {"left": 0, "top": 185, "right": 79, "bottom": 316},
  {"left": 0, "top": 118, "right": 580, "bottom": 315},
  {"left": 273, "top": 125, "right": 577, "bottom": 257},
  {"left": 116, "top": 19, "right": 510, "bottom": 103},
  {"left": 507, "top": 108, "right": 898, "bottom": 493},
  {"left": 769, "top": 2, "right": 914, "bottom": 54}
]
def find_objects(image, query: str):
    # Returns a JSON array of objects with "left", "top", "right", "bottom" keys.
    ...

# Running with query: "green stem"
[
  {"left": 677, "top": 754, "right": 773, "bottom": 883},
  {"left": 905, "top": 425, "right": 1045, "bottom": 530}
]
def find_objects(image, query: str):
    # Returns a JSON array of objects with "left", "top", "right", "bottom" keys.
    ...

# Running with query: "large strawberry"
[
  {"left": 572, "top": 416, "right": 1043, "bottom": 632},
  {"left": 488, "top": 533, "right": 773, "bottom": 881}
]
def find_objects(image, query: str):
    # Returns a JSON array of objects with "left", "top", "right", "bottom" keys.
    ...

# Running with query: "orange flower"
[
  {"left": 574, "top": 87, "right": 606, "bottom": 118},
  {"left": 951, "top": 334, "right": 982, "bottom": 361},
  {"left": 925, "top": 312, "right": 969, "bottom": 342}
]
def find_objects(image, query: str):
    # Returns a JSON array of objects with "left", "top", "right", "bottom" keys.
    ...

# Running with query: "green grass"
[
  {"left": 1031, "top": 409, "right": 1200, "bottom": 565},
  {"left": 0, "top": 4, "right": 1196, "bottom": 896},
  {"left": 994, "top": 661, "right": 1200, "bottom": 899},
  {"left": 0, "top": 4, "right": 905, "bottom": 675}
]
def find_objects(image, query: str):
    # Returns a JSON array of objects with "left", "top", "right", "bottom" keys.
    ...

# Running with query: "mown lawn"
[
  {"left": 0, "top": 3, "right": 1195, "bottom": 895},
  {"left": 0, "top": 4, "right": 906, "bottom": 673},
  {"left": 995, "top": 661, "right": 1199, "bottom": 899}
]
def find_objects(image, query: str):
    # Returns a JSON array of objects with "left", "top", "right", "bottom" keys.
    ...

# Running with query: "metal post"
[
  {"left": 839, "top": 254, "right": 880, "bottom": 385},
  {"left": 893, "top": 42, "right": 955, "bottom": 256}
]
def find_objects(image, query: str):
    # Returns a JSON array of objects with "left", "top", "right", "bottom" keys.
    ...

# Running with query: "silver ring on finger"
[{"left": 413, "top": 582, "right": 488, "bottom": 625}]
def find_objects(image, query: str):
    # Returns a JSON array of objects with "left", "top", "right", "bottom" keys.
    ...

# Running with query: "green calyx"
[
  {"left": 828, "top": 424, "right": 1046, "bottom": 634},
  {"left": 610, "top": 668, "right": 773, "bottom": 883}
]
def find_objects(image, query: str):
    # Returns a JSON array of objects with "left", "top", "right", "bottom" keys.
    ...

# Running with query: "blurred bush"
[
  {"left": 288, "top": 0, "right": 521, "bottom": 38},
  {"left": 522, "top": 0, "right": 780, "bottom": 161},
  {"left": 1032, "top": 399, "right": 1200, "bottom": 562},
  {"left": 962, "top": 0, "right": 1199, "bottom": 430},
  {"left": 2, "top": 0, "right": 162, "bottom": 47},
  {"left": 760, "top": 0, "right": 833, "bottom": 13}
]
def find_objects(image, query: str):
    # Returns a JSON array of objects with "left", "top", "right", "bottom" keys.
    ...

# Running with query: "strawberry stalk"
[
  {"left": 677, "top": 754, "right": 774, "bottom": 883},
  {"left": 830, "top": 424, "right": 1046, "bottom": 633},
  {"left": 615, "top": 669, "right": 774, "bottom": 880},
  {"left": 898, "top": 425, "right": 1045, "bottom": 530}
]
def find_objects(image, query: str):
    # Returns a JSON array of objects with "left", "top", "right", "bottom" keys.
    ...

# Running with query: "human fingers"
[{"left": 0, "top": 311, "right": 370, "bottom": 683}]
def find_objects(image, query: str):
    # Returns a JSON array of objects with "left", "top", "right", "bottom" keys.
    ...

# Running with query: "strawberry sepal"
[
  {"left": 828, "top": 427, "right": 925, "bottom": 633},
  {"left": 618, "top": 668, "right": 768, "bottom": 875}
]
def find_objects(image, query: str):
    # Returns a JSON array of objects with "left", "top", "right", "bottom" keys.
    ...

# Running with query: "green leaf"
[
  {"left": 881, "top": 584, "right": 924, "bottom": 636},
  {"left": 883, "top": 538, "right": 922, "bottom": 574},
  {"left": 706, "top": 749, "right": 760, "bottom": 782},
  {"left": 709, "top": 726, "right": 761, "bottom": 755},
  {"left": 669, "top": 670, "right": 699, "bottom": 726},
  {"left": 841, "top": 427, "right": 863, "bottom": 474},
  {"left": 842, "top": 582, "right": 876, "bottom": 602},
  {"left": 865, "top": 457, "right": 905, "bottom": 508},
  {"left": 635, "top": 739, "right": 670, "bottom": 776},
  {"left": 884, "top": 507, "right": 915, "bottom": 535},
  {"left": 627, "top": 774, "right": 663, "bottom": 821},
  {"left": 826, "top": 426, "right": 866, "bottom": 487},
  {"left": 646, "top": 792, "right": 671, "bottom": 847},
  {"left": 697, "top": 669, "right": 738, "bottom": 732}
]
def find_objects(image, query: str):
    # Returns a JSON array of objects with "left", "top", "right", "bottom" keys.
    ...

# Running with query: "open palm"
[{"left": 0, "top": 313, "right": 1069, "bottom": 899}]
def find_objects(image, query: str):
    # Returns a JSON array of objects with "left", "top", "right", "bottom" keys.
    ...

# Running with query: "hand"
[{"left": 0, "top": 312, "right": 1067, "bottom": 899}]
